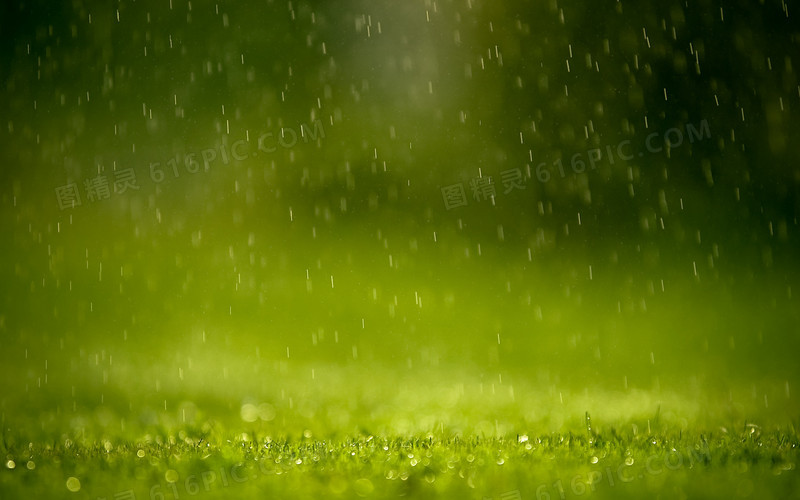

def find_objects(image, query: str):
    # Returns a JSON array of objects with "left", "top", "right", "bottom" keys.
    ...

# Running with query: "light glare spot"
[{"left": 66, "top": 477, "right": 81, "bottom": 492}]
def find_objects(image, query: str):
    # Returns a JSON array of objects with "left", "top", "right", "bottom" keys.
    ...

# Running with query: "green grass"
[
  {"left": 2, "top": 414, "right": 798, "bottom": 499},
  {"left": 2, "top": 358, "right": 799, "bottom": 499}
]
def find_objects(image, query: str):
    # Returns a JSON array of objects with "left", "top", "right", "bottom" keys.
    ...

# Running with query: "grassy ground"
[
  {"left": 2, "top": 356, "right": 799, "bottom": 499},
  {"left": 2, "top": 397, "right": 798, "bottom": 499},
  {"left": 4, "top": 430, "right": 800, "bottom": 500}
]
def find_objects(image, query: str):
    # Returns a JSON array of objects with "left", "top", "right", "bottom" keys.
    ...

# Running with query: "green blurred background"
[{"left": 1, "top": 0, "right": 798, "bottom": 445}]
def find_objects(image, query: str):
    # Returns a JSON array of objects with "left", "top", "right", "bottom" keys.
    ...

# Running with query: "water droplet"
[
  {"left": 65, "top": 477, "right": 81, "bottom": 492},
  {"left": 165, "top": 469, "right": 179, "bottom": 483},
  {"left": 240, "top": 403, "right": 259, "bottom": 422},
  {"left": 354, "top": 478, "right": 374, "bottom": 497}
]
